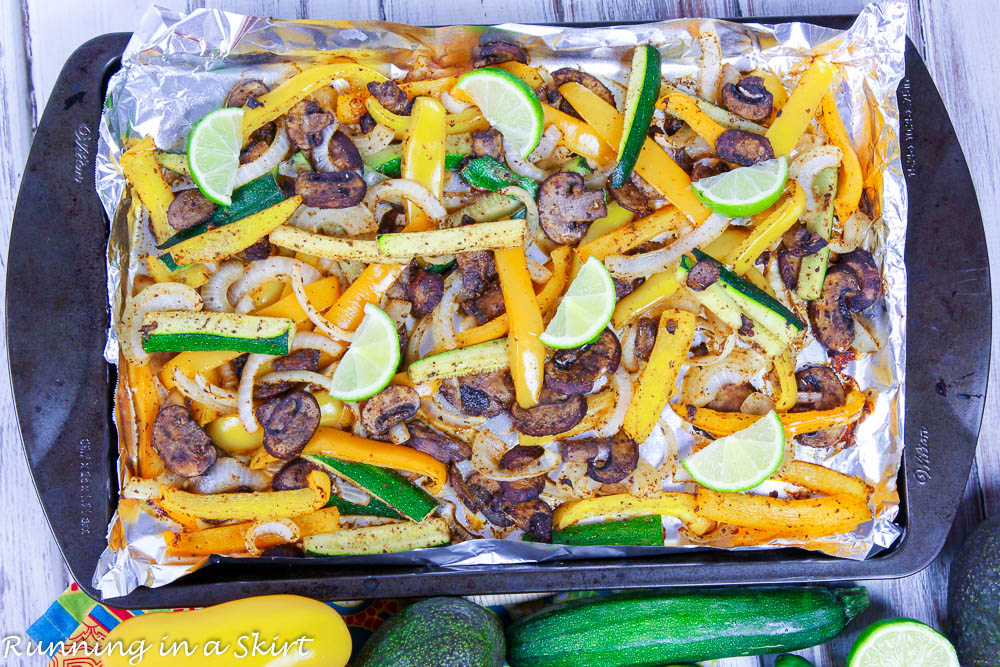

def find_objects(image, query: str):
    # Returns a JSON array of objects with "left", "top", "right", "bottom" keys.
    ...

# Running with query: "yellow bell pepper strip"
[
  {"left": 189, "top": 402, "right": 218, "bottom": 427},
  {"left": 160, "top": 470, "right": 331, "bottom": 521},
  {"left": 623, "top": 309, "right": 697, "bottom": 442},
  {"left": 255, "top": 275, "right": 341, "bottom": 323},
  {"left": 164, "top": 507, "right": 341, "bottom": 557},
  {"left": 610, "top": 270, "right": 680, "bottom": 330},
  {"left": 775, "top": 460, "right": 872, "bottom": 500},
  {"left": 400, "top": 75, "right": 459, "bottom": 97},
  {"left": 702, "top": 227, "right": 749, "bottom": 259},
  {"left": 694, "top": 488, "right": 872, "bottom": 535},
  {"left": 577, "top": 206, "right": 688, "bottom": 262},
  {"left": 765, "top": 59, "right": 835, "bottom": 157},
  {"left": 104, "top": 594, "right": 352, "bottom": 667},
  {"left": 674, "top": 388, "right": 867, "bottom": 437},
  {"left": 771, "top": 352, "right": 799, "bottom": 412},
  {"left": 127, "top": 362, "right": 164, "bottom": 478},
  {"left": 541, "top": 103, "right": 617, "bottom": 164},
  {"left": 560, "top": 82, "right": 712, "bottom": 224},
  {"left": 145, "top": 254, "right": 211, "bottom": 289},
  {"left": 302, "top": 428, "right": 448, "bottom": 494},
  {"left": 366, "top": 97, "right": 488, "bottom": 139},
  {"left": 167, "top": 196, "right": 302, "bottom": 265},
  {"left": 518, "top": 390, "right": 616, "bottom": 446},
  {"left": 659, "top": 93, "right": 727, "bottom": 147},
  {"left": 242, "top": 62, "right": 387, "bottom": 141},
  {"left": 444, "top": 105, "right": 491, "bottom": 134},
  {"left": 553, "top": 492, "right": 715, "bottom": 535},
  {"left": 818, "top": 92, "right": 863, "bottom": 222},
  {"left": 494, "top": 246, "right": 546, "bottom": 408},
  {"left": 160, "top": 350, "right": 242, "bottom": 390},
  {"left": 572, "top": 202, "right": 636, "bottom": 280},
  {"left": 250, "top": 446, "right": 283, "bottom": 470},
  {"left": 726, "top": 181, "right": 806, "bottom": 275},
  {"left": 120, "top": 136, "right": 175, "bottom": 244},
  {"left": 493, "top": 62, "right": 545, "bottom": 87}
]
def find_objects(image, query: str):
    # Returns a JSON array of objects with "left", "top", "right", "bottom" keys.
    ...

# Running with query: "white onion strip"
[
  {"left": 235, "top": 121, "right": 291, "bottom": 187},
  {"left": 604, "top": 213, "right": 730, "bottom": 280},
  {"left": 406, "top": 317, "right": 432, "bottom": 366},
  {"left": 622, "top": 320, "right": 640, "bottom": 373},
  {"left": 172, "top": 367, "right": 238, "bottom": 413},
  {"left": 288, "top": 204, "right": 377, "bottom": 236},
  {"left": 789, "top": 145, "right": 844, "bottom": 211},
  {"left": 697, "top": 30, "right": 722, "bottom": 103},
  {"left": 687, "top": 331, "right": 737, "bottom": 367},
  {"left": 238, "top": 354, "right": 275, "bottom": 432},
  {"left": 472, "top": 431, "right": 562, "bottom": 481},
  {"left": 291, "top": 265, "right": 354, "bottom": 343},
  {"left": 291, "top": 331, "right": 344, "bottom": 359},
  {"left": 529, "top": 125, "right": 561, "bottom": 163},
  {"left": 257, "top": 370, "right": 332, "bottom": 392},
  {"left": 497, "top": 185, "right": 541, "bottom": 242},
  {"left": 190, "top": 458, "right": 270, "bottom": 495},
  {"left": 364, "top": 179, "right": 446, "bottom": 221},
  {"left": 425, "top": 395, "right": 487, "bottom": 428},
  {"left": 441, "top": 89, "right": 472, "bottom": 114},
  {"left": 504, "top": 138, "right": 547, "bottom": 181},
  {"left": 350, "top": 123, "right": 395, "bottom": 156},
  {"left": 244, "top": 518, "right": 300, "bottom": 557},
  {"left": 230, "top": 257, "right": 322, "bottom": 312},
  {"left": 311, "top": 121, "right": 342, "bottom": 173},
  {"left": 120, "top": 283, "right": 203, "bottom": 365},
  {"left": 595, "top": 367, "right": 632, "bottom": 437},
  {"left": 526, "top": 257, "right": 552, "bottom": 284},
  {"left": 432, "top": 272, "right": 461, "bottom": 351},
  {"left": 201, "top": 260, "right": 245, "bottom": 312}
]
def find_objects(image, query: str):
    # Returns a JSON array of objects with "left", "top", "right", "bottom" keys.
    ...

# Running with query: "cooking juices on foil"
[{"left": 94, "top": 2, "right": 907, "bottom": 598}]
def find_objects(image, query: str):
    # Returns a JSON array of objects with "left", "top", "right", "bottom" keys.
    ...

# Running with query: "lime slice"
[
  {"left": 682, "top": 410, "right": 785, "bottom": 492},
  {"left": 540, "top": 256, "right": 616, "bottom": 349},
  {"left": 691, "top": 156, "right": 788, "bottom": 217},
  {"left": 329, "top": 303, "right": 400, "bottom": 401},
  {"left": 186, "top": 107, "right": 244, "bottom": 206},
  {"left": 453, "top": 67, "right": 544, "bottom": 157},
  {"left": 848, "top": 619, "right": 959, "bottom": 667}
]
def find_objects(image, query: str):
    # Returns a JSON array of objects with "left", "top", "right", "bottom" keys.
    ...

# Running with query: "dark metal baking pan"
[{"left": 7, "top": 15, "right": 989, "bottom": 608}]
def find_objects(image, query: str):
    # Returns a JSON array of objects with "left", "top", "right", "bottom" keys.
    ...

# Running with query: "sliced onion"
[
  {"left": 189, "top": 458, "right": 269, "bottom": 494},
  {"left": 388, "top": 423, "right": 410, "bottom": 445},
  {"left": 244, "top": 518, "right": 300, "bottom": 557},
  {"left": 443, "top": 171, "right": 471, "bottom": 194},
  {"left": 680, "top": 348, "right": 766, "bottom": 406},
  {"left": 230, "top": 257, "right": 322, "bottom": 311},
  {"left": 441, "top": 89, "right": 471, "bottom": 114},
  {"left": 687, "top": 331, "right": 737, "bottom": 367},
  {"left": 257, "top": 370, "right": 332, "bottom": 392},
  {"left": 311, "top": 121, "right": 343, "bottom": 173},
  {"left": 385, "top": 298, "right": 412, "bottom": 328},
  {"left": 239, "top": 354, "right": 276, "bottom": 432},
  {"left": 432, "top": 272, "right": 461, "bottom": 351},
  {"left": 235, "top": 121, "right": 291, "bottom": 187},
  {"left": 697, "top": 30, "right": 722, "bottom": 103},
  {"left": 425, "top": 395, "right": 486, "bottom": 428},
  {"left": 595, "top": 366, "right": 632, "bottom": 437},
  {"left": 120, "top": 283, "right": 203, "bottom": 365},
  {"left": 364, "top": 179, "right": 446, "bottom": 221},
  {"left": 171, "top": 366, "right": 238, "bottom": 413},
  {"left": 288, "top": 204, "right": 377, "bottom": 236},
  {"left": 741, "top": 392, "right": 775, "bottom": 415},
  {"left": 529, "top": 125, "right": 561, "bottom": 163},
  {"left": 604, "top": 212, "right": 730, "bottom": 280},
  {"left": 472, "top": 430, "right": 561, "bottom": 481},
  {"left": 504, "top": 138, "right": 547, "bottom": 181},
  {"left": 498, "top": 185, "right": 541, "bottom": 242},
  {"left": 406, "top": 316, "right": 432, "bottom": 366},
  {"left": 201, "top": 260, "right": 245, "bottom": 312},
  {"left": 291, "top": 331, "right": 344, "bottom": 360},
  {"left": 291, "top": 264, "right": 354, "bottom": 343},
  {"left": 526, "top": 257, "right": 552, "bottom": 284},
  {"left": 789, "top": 145, "right": 843, "bottom": 211},
  {"left": 334, "top": 479, "right": 372, "bottom": 505},
  {"left": 622, "top": 321, "right": 640, "bottom": 373},
  {"left": 349, "top": 123, "right": 394, "bottom": 156}
]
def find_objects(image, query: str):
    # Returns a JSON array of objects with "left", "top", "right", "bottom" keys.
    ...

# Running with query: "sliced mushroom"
[
  {"left": 705, "top": 382, "right": 755, "bottom": 412},
  {"left": 508, "top": 498, "right": 553, "bottom": 542},
  {"left": 167, "top": 189, "right": 217, "bottom": 232},
  {"left": 152, "top": 404, "right": 217, "bottom": 477},
  {"left": 455, "top": 248, "right": 497, "bottom": 299},
  {"left": 776, "top": 246, "right": 801, "bottom": 291},
  {"left": 358, "top": 112, "right": 376, "bottom": 134},
  {"left": 510, "top": 394, "right": 587, "bottom": 437},
  {"left": 634, "top": 317, "right": 658, "bottom": 361},
  {"left": 408, "top": 422, "right": 471, "bottom": 464},
  {"left": 536, "top": 69, "right": 615, "bottom": 118},
  {"left": 685, "top": 258, "right": 721, "bottom": 291},
  {"left": 498, "top": 476, "right": 546, "bottom": 506},
  {"left": 272, "top": 457, "right": 327, "bottom": 490},
  {"left": 721, "top": 76, "right": 774, "bottom": 122},
  {"left": 285, "top": 99, "right": 335, "bottom": 150},
  {"left": 378, "top": 202, "right": 407, "bottom": 234},
  {"left": 783, "top": 223, "right": 828, "bottom": 257},
  {"left": 715, "top": 129, "right": 775, "bottom": 166},
  {"left": 361, "top": 385, "right": 420, "bottom": 435},
  {"left": 690, "top": 157, "right": 729, "bottom": 181},
  {"left": 807, "top": 267, "right": 859, "bottom": 353},
  {"left": 471, "top": 128, "right": 504, "bottom": 160},
  {"left": 439, "top": 370, "right": 515, "bottom": 418},
  {"left": 583, "top": 432, "right": 639, "bottom": 484},
  {"left": 273, "top": 348, "right": 321, "bottom": 372},
  {"left": 837, "top": 249, "right": 881, "bottom": 311},
  {"left": 325, "top": 130, "right": 363, "bottom": 171},
  {"left": 473, "top": 41, "right": 528, "bottom": 68},
  {"left": 609, "top": 180, "right": 653, "bottom": 217},
  {"left": 256, "top": 391, "right": 321, "bottom": 459},
  {"left": 224, "top": 79, "right": 269, "bottom": 108},
  {"left": 500, "top": 445, "right": 545, "bottom": 471},
  {"left": 253, "top": 380, "right": 293, "bottom": 401},
  {"left": 559, "top": 437, "right": 606, "bottom": 463},
  {"left": 614, "top": 277, "right": 643, "bottom": 300},
  {"left": 537, "top": 172, "right": 607, "bottom": 245},
  {"left": 793, "top": 366, "right": 846, "bottom": 411},
  {"left": 244, "top": 238, "right": 273, "bottom": 261},
  {"left": 406, "top": 268, "right": 445, "bottom": 317},
  {"left": 461, "top": 279, "right": 506, "bottom": 324},
  {"left": 367, "top": 81, "right": 412, "bottom": 115},
  {"left": 295, "top": 170, "right": 366, "bottom": 209},
  {"left": 449, "top": 467, "right": 513, "bottom": 527},
  {"left": 545, "top": 329, "right": 622, "bottom": 395}
]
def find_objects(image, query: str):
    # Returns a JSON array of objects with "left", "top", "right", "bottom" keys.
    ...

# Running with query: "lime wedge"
[
  {"left": 691, "top": 156, "right": 788, "bottom": 217},
  {"left": 186, "top": 107, "right": 244, "bottom": 206},
  {"left": 329, "top": 303, "right": 400, "bottom": 401},
  {"left": 453, "top": 67, "right": 544, "bottom": 157},
  {"left": 682, "top": 410, "right": 785, "bottom": 492},
  {"left": 848, "top": 619, "right": 959, "bottom": 667},
  {"left": 540, "top": 256, "right": 616, "bottom": 349}
]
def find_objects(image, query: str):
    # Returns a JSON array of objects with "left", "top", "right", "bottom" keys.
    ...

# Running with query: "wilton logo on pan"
[
  {"left": 73, "top": 124, "right": 92, "bottom": 184},
  {"left": 913, "top": 426, "right": 932, "bottom": 484}
]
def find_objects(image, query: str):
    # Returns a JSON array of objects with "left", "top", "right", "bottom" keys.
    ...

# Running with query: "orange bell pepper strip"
[
  {"left": 494, "top": 246, "right": 546, "bottom": 408},
  {"left": 817, "top": 92, "right": 863, "bottom": 222},
  {"left": 255, "top": 275, "right": 341, "bottom": 323},
  {"left": 164, "top": 507, "right": 341, "bottom": 557},
  {"left": 541, "top": 103, "right": 616, "bottom": 164},
  {"left": 160, "top": 471, "right": 331, "bottom": 521},
  {"left": 674, "top": 388, "right": 867, "bottom": 437},
  {"left": 120, "top": 136, "right": 174, "bottom": 244},
  {"left": 494, "top": 62, "right": 545, "bottom": 86},
  {"left": 765, "top": 59, "right": 835, "bottom": 157},
  {"left": 559, "top": 82, "right": 711, "bottom": 224},
  {"left": 610, "top": 270, "right": 680, "bottom": 330},
  {"left": 553, "top": 492, "right": 715, "bottom": 535},
  {"left": 694, "top": 488, "right": 872, "bottom": 535},
  {"left": 303, "top": 428, "right": 448, "bottom": 494},
  {"left": 659, "top": 93, "right": 727, "bottom": 147},
  {"left": 400, "top": 75, "right": 459, "bottom": 96},
  {"left": 127, "top": 362, "right": 164, "bottom": 478},
  {"left": 726, "top": 182, "right": 806, "bottom": 275},
  {"left": 577, "top": 206, "right": 688, "bottom": 262},
  {"left": 775, "top": 461, "right": 872, "bottom": 500},
  {"left": 623, "top": 309, "right": 697, "bottom": 441}
]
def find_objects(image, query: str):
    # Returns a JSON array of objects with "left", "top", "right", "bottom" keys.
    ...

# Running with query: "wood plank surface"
[{"left": 2, "top": 2, "right": 997, "bottom": 665}]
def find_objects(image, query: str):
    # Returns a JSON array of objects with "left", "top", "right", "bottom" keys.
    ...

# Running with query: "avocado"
[
  {"left": 355, "top": 597, "right": 505, "bottom": 667},
  {"left": 947, "top": 514, "right": 1000, "bottom": 665}
]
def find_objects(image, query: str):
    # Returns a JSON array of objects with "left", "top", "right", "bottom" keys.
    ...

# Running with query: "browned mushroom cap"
[
  {"left": 295, "top": 170, "right": 366, "bottom": 209},
  {"left": 582, "top": 432, "right": 639, "bottom": 484},
  {"left": 559, "top": 436, "right": 607, "bottom": 463},
  {"left": 807, "top": 267, "right": 859, "bottom": 353},
  {"left": 510, "top": 394, "right": 587, "bottom": 437},
  {"left": 794, "top": 366, "right": 846, "bottom": 411},
  {"left": 545, "top": 329, "right": 622, "bottom": 395},
  {"left": 406, "top": 268, "right": 445, "bottom": 317},
  {"left": 449, "top": 466, "right": 514, "bottom": 527},
  {"left": 500, "top": 444, "right": 545, "bottom": 471},
  {"left": 325, "top": 130, "right": 364, "bottom": 171},
  {"left": 471, "top": 128, "right": 504, "bottom": 160},
  {"left": 715, "top": 129, "right": 775, "bottom": 166},
  {"left": 359, "top": 112, "right": 377, "bottom": 134},
  {"left": 609, "top": 180, "right": 653, "bottom": 217},
  {"left": 634, "top": 317, "right": 658, "bottom": 361},
  {"left": 439, "top": 370, "right": 515, "bottom": 418},
  {"left": 256, "top": 391, "right": 321, "bottom": 459},
  {"left": 537, "top": 172, "right": 607, "bottom": 245},
  {"left": 721, "top": 76, "right": 774, "bottom": 122},
  {"left": 244, "top": 238, "right": 273, "bottom": 261},
  {"left": 461, "top": 280, "right": 506, "bottom": 324},
  {"left": 537, "top": 69, "right": 615, "bottom": 119},
  {"left": 783, "top": 223, "right": 828, "bottom": 257},
  {"left": 705, "top": 382, "right": 755, "bottom": 412},
  {"left": 690, "top": 157, "right": 729, "bottom": 181},
  {"left": 224, "top": 79, "right": 269, "bottom": 108},
  {"left": 273, "top": 348, "right": 321, "bottom": 372},
  {"left": 360, "top": 385, "right": 420, "bottom": 435},
  {"left": 367, "top": 81, "right": 412, "bottom": 115},
  {"left": 685, "top": 258, "right": 721, "bottom": 291},
  {"left": 253, "top": 380, "right": 293, "bottom": 401},
  {"left": 408, "top": 422, "right": 471, "bottom": 464},
  {"left": 776, "top": 246, "right": 801, "bottom": 291},
  {"left": 167, "top": 189, "right": 217, "bottom": 231},
  {"left": 473, "top": 41, "right": 528, "bottom": 68},
  {"left": 508, "top": 498, "right": 553, "bottom": 542},
  {"left": 152, "top": 404, "right": 217, "bottom": 477},
  {"left": 837, "top": 249, "right": 881, "bottom": 311},
  {"left": 498, "top": 476, "right": 546, "bottom": 506},
  {"left": 285, "top": 99, "right": 335, "bottom": 150},
  {"left": 456, "top": 248, "right": 497, "bottom": 299},
  {"left": 271, "top": 457, "right": 327, "bottom": 490}
]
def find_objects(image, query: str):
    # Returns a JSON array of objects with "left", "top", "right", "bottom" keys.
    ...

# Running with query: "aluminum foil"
[{"left": 93, "top": 2, "right": 908, "bottom": 598}]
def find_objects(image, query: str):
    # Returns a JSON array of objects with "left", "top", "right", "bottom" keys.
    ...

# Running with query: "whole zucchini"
[{"left": 506, "top": 586, "right": 868, "bottom": 667}]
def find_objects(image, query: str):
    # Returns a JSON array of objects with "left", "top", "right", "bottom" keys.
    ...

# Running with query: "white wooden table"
[{"left": 1, "top": 1, "right": 997, "bottom": 664}]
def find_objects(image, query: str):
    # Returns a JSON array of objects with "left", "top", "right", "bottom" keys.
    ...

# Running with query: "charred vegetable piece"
[
  {"left": 807, "top": 267, "right": 859, "bottom": 354},
  {"left": 500, "top": 444, "right": 545, "bottom": 471},
  {"left": 508, "top": 498, "right": 554, "bottom": 542},
  {"left": 408, "top": 423, "right": 472, "bottom": 464},
  {"left": 152, "top": 404, "right": 217, "bottom": 477},
  {"left": 544, "top": 329, "right": 622, "bottom": 395},
  {"left": 537, "top": 172, "right": 607, "bottom": 245},
  {"left": 295, "top": 170, "right": 367, "bottom": 209},
  {"left": 537, "top": 68, "right": 616, "bottom": 118},
  {"left": 360, "top": 385, "right": 420, "bottom": 435},
  {"left": 460, "top": 156, "right": 540, "bottom": 196},
  {"left": 324, "top": 130, "right": 364, "bottom": 171},
  {"left": 439, "top": 370, "right": 516, "bottom": 418},
  {"left": 474, "top": 41, "right": 529, "bottom": 68},
  {"left": 471, "top": 128, "right": 504, "bottom": 160},
  {"left": 633, "top": 317, "right": 658, "bottom": 361},
  {"left": 256, "top": 391, "right": 321, "bottom": 459},
  {"left": 715, "top": 129, "right": 775, "bottom": 166},
  {"left": 167, "top": 189, "right": 217, "bottom": 231},
  {"left": 285, "top": 99, "right": 335, "bottom": 149},
  {"left": 406, "top": 268, "right": 445, "bottom": 317},
  {"left": 367, "top": 81, "right": 412, "bottom": 116},
  {"left": 721, "top": 76, "right": 774, "bottom": 122},
  {"left": 510, "top": 394, "right": 587, "bottom": 437},
  {"left": 450, "top": 467, "right": 514, "bottom": 528},
  {"left": 224, "top": 79, "right": 269, "bottom": 108},
  {"left": 837, "top": 249, "right": 882, "bottom": 311},
  {"left": 580, "top": 432, "right": 640, "bottom": 484}
]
